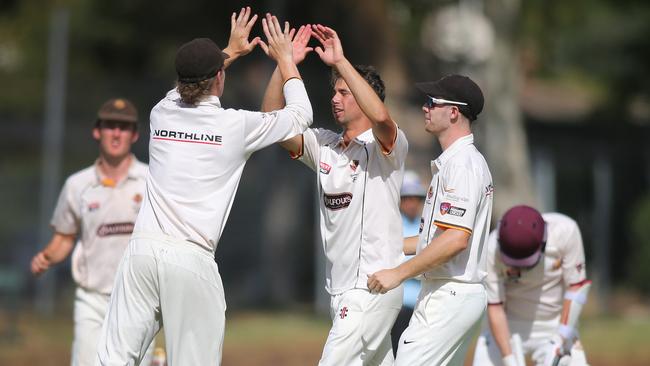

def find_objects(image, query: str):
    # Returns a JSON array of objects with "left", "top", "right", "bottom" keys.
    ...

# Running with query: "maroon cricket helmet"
[{"left": 498, "top": 205, "right": 546, "bottom": 267}]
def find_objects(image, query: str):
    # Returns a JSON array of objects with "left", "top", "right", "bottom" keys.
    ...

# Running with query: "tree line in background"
[{"left": 0, "top": 0, "right": 649, "bottom": 303}]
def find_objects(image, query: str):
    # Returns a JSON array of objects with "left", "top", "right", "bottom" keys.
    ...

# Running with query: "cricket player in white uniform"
[
  {"left": 262, "top": 24, "right": 408, "bottom": 365},
  {"left": 472, "top": 205, "right": 590, "bottom": 366},
  {"left": 368, "top": 74, "right": 493, "bottom": 366},
  {"left": 30, "top": 98, "right": 153, "bottom": 366},
  {"left": 96, "top": 9, "right": 313, "bottom": 366}
]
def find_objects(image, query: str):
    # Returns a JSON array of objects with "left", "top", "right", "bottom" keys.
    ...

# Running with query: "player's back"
[{"left": 134, "top": 89, "right": 250, "bottom": 253}]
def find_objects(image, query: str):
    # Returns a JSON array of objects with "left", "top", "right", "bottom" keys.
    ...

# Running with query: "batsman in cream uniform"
[
  {"left": 30, "top": 98, "right": 153, "bottom": 366},
  {"left": 368, "top": 75, "right": 493, "bottom": 366},
  {"left": 472, "top": 206, "right": 590, "bottom": 366},
  {"left": 262, "top": 24, "right": 407, "bottom": 365},
  {"left": 96, "top": 11, "right": 312, "bottom": 366}
]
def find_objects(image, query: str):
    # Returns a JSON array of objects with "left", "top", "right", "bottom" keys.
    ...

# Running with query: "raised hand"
[
  {"left": 259, "top": 14, "right": 293, "bottom": 64},
  {"left": 224, "top": 7, "right": 261, "bottom": 59},
  {"left": 292, "top": 25, "right": 313, "bottom": 64},
  {"left": 311, "top": 24, "right": 344, "bottom": 66}
]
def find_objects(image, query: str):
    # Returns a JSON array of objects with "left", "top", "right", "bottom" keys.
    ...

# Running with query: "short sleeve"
[
  {"left": 485, "top": 232, "right": 506, "bottom": 304},
  {"left": 433, "top": 166, "right": 479, "bottom": 235},
  {"left": 50, "top": 179, "right": 80, "bottom": 235},
  {"left": 561, "top": 221, "right": 587, "bottom": 285},
  {"left": 296, "top": 128, "right": 339, "bottom": 172},
  {"left": 372, "top": 128, "right": 408, "bottom": 166},
  {"left": 296, "top": 128, "right": 320, "bottom": 171}
]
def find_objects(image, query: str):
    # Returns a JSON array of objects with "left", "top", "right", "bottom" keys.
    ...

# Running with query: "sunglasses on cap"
[{"left": 424, "top": 96, "right": 468, "bottom": 109}]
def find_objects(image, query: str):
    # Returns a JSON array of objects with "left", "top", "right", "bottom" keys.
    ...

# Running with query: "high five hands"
[
  {"left": 223, "top": 7, "right": 340, "bottom": 67},
  {"left": 224, "top": 7, "right": 261, "bottom": 67}
]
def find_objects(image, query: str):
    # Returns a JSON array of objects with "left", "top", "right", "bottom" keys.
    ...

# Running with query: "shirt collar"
[
  {"left": 431, "top": 134, "right": 474, "bottom": 173},
  {"left": 93, "top": 154, "right": 142, "bottom": 187},
  {"left": 334, "top": 128, "right": 374, "bottom": 147},
  {"left": 166, "top": 89, "right": 222, "bottom": 108}
]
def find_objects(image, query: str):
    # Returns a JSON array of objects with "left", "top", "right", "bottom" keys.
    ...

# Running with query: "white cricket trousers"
[
  {"left": 472, "top": 318, "right": 589, "bottom": 366},
  {"left": 72, "top": 287, "right": 153, "bottom": 366},
  {"left": 395, "top": 280, "right": 486, "bottom": 366},
  {"left": 318, "top": 286, "right": 403, "bottom": 366},
  {"left": 96, "top": 233, "right": 226, "bottom": 366}
]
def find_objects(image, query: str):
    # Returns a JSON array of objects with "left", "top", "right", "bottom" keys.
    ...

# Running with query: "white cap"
[{"left": 401, "top": 170, "right": 426, "bottom": 197}]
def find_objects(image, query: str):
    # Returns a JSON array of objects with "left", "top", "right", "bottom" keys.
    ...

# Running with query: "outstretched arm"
[
  {"left": 312, "top": 24, "right": 397, "bottom": 152},
  {"left": 31, "top": 232, "right": 75, "bottom": 276},
  {"left": 260, "top": 21, "right": 313, "bottom": 155},
  {"left": 223, "top": 7, "right": 261, "bottom": 69},
  {"left": 262, "top": 25, "right": 313, "bottom": 113}
]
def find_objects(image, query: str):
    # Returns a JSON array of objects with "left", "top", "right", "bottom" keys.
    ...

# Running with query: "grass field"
[{"left": 1, "top": 306, "right": 650, "bottom": 365}]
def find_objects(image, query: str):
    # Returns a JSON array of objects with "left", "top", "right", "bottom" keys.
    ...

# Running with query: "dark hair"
[
  {"left": 176, "top": 76, "right": 216, "bottom": 105},
  {"left": 330, "top": 65, "right": 385, "bottom": 101}
]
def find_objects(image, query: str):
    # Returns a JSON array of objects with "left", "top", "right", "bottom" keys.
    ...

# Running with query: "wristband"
[{"left": 558, "top": 324, "right": 577, "bottom": 342}]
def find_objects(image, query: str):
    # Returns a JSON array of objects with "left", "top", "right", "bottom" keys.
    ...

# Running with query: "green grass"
[
  {"left": 580, "top": 315, "right": 650, "bottom": 364},
  {"left": 1, "top": 308, "right": 649, "bottom": 365}
]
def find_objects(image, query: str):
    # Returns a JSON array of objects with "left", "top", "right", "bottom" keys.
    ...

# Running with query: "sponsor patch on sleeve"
[{"left": 439, "top": 202, "right": 466, "bottom": 217}]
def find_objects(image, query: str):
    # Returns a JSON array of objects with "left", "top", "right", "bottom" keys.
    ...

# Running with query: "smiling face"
[
  {"left": 331, "top": 78, "right": 364, "bottom": 127},
  {"left": 93, "top": 120, "right": 139, "bottom": 160}
]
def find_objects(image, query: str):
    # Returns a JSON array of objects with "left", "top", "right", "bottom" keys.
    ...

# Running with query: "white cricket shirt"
[
  {"left": 485, "top": 213, "right": 587, "bottom": 322},
  {"left": 417, "top": 134, "right": 493, "bottom": 283},
  {"left": 50, "top": 156, "right": 148, "bottom": 294},
  {"left": 134, "top": 78, "right": 312, "bottom": 253},
  {"left": 298, "top": 128, "right": 408, "bottom": 295}
]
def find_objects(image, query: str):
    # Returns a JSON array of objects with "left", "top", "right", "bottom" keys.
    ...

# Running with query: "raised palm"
[
  {"left": 291, "top": 25, "right": 313, "bottom": 64},
  {"left": 312, "top": 24, "right": 343, "bottom": 66},
  {"left": 226, "top": 7, "right": 260, "bottom": 57}
]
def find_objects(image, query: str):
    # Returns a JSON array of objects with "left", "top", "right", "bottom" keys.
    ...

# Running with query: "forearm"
[
  {"left": 395, "top": 229, "right": 468, "bottom": 281},
  {"left": 488, "top": 304, "right": 513, "bottom": 357},
  {"left": 404, "top": 236, "right": 418, "bottom": 255},
  {"left": 277, "top": 57, "right": 300, "bottom": 83},
  {"left": 41, "top": 234, "right": 75, "bottom": 264},
  {"left": 560, "top": 283, "right": 583, "bottom": 324},
  {"left": 261, "top": 67, "right": 286, "bottom": 112},
  {"left": 221, "top": 49, "right": 239, "bottom": 69}
]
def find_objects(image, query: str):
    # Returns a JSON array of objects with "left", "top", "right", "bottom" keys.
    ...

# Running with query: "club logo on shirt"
[
  {"left": 440, "top": 202, "right": 466, "bottom": 217},
  {"left": 133, "top": 194, "right": 142, "bottom": 203},
  {"left": 319, "top": 161, "right": 332, "bottom": 174},
  {"left": 88, "top": 202, "right": 100, "bottom": 212},
  {"left": 350, "top": 160, "right": 359, "bottom": 172},
  {"left": 323, "top": 192, "right": 353, "bottom": 210},
  {"left": 505, "top": 267, "right": 521, "bottom": 282},
  {"left": 339, "top": 306, "right": 349, "bottom": 319},
  {"left": 97, "top": 222, "right": 135, "bottom": 237},
  {"left": 419, "top": 217, "right": 424, "bottom": 233}
]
